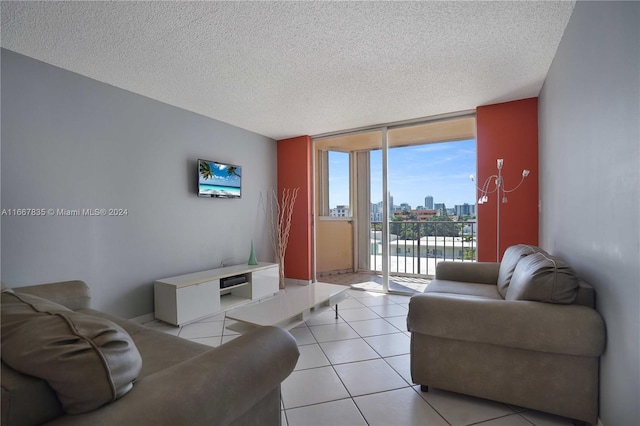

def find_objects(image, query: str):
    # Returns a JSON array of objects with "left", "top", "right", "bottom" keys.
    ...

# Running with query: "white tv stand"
[{"left": 154, "top": 262, "right": 279, "bottom": 326}]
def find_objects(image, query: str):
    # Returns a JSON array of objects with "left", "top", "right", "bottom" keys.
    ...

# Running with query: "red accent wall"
[
  {"left": 277, "top": 136, "right": 313, "bottom": 281},
  {"left": 476, "top": 98, "right": 539, "bottom": 262}
]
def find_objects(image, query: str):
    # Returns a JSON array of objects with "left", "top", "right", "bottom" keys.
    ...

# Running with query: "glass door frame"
[
  {"left": 312, "top": 111, "right": 476, "bottom": 293},
  {"left": 380, "top": 127, "right": 390, "bottom": 293}
]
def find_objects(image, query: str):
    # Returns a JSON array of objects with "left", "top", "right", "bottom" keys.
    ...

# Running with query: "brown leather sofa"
[
  {"left": 1, "top": 280, "right": 299, "bottom": 426},
  {"left": 407, "top": 245, "right": 606, "bottom": 425}
]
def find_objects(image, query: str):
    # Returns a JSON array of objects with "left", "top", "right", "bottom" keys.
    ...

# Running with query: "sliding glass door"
[{"left": 314, "top": 115, "right": 476, "bottom": 294}]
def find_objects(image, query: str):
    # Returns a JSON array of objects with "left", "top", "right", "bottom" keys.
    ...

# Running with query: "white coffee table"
[{"left": 225, "top": 282, "right": 349, "bottom": 329}]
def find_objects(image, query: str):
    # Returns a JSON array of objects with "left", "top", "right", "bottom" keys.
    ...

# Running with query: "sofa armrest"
[
  {"left": 12, "top": 280, "right": 91, "bottom": 310},
  {"left": 48, "top": 325, "right": 299, "bottom": 426},
  {"left": 408, "top": 293, "right": 605, "bottom": 357},
  {"left": 435, "top": 261, "right": 500, "bottom": 284}
]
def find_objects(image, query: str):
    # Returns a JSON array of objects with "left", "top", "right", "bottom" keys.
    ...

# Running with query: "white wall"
[
  {"left": 538, "top": 2, "right": 639, "bottom": 425},
  {"left": 1, "top": 49, "right": 277, "bottom": 318}
]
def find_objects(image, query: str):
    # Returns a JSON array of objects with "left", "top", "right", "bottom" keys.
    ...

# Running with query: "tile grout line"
[
  {"left": 466, "top": 411, "right": 534, "bottom": 426},
  {"left": 284, "top": 295, "right": 414, "bottom": 424},
  {"left": 163, "top": 290, "right": 417, "bottom": 425},
  {"left": 407, "top": 385, "right": 454, "bottom": 426}
]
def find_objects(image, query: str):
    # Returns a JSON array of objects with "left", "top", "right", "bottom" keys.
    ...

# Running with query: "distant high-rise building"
[
  {"left": 329, "top": 205, "right": 350, "bottom": 217},
  {"left": 455, "top": 203, "right": 472, "bottom": 217},
  {"left": 425, "top": 196, "right": 434, "bottom": 210},
  {"left": 400, "top": 202, "right": 411, "bottom": 211},
  {"left": 370, "top": 203, "right": 382, "bottom": 222}
]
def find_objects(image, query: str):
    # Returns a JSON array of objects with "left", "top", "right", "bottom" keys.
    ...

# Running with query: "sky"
[{"left": 329, "top": 138, "right": 476, "bottom": 209}]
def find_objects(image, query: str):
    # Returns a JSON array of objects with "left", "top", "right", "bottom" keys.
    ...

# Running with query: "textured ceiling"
[{"left": 1, "top": 1, "right": 575, "bottom": 140}]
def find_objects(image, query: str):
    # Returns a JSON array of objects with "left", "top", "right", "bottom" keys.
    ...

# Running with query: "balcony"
[{"left": 370, "top": 220, "right": 477, "bottom": 276}]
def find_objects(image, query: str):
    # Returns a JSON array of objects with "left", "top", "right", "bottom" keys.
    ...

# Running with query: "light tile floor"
[{"left": 145, "top": 284, "right": 583, "bottom": 426}]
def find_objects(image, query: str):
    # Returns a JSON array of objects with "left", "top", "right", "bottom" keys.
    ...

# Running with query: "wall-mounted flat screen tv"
[{"left": 198, "top": 159, "right": 242, "bottom": 199}]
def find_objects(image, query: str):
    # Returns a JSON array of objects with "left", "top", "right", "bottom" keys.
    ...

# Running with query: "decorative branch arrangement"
[{"left": 268, "top": 187, "right": 299, "bottom": 289}]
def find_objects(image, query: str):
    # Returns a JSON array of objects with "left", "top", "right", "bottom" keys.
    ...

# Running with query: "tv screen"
[{"left": 198, "top": 159, "right": 242, "bottom": 199}]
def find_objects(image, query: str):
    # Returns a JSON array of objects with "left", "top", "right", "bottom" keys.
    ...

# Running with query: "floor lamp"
[{"left": 471, "top": 159, "right": 529, "bottom": 262}]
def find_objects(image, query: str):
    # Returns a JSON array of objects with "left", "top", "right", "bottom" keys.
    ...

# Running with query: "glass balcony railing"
[{"left": 370, "top": 220, "right": 477, "bottom": 276}]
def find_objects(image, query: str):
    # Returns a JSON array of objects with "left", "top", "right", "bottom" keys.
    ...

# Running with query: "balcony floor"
[{"left": 318, "top": 272, "right": 430, "bottom": 294}]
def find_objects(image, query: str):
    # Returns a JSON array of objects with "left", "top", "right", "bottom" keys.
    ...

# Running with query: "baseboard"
[
  {"left": 130, "top": 312, "right": 155, "bottom": 324},
  {"left": 284, "top": 277, "right": 312, "bottom": 286}
]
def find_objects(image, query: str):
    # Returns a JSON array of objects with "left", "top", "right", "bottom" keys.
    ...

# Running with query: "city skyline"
[{"left": 329, "top": 138, "right": 477, "bottom": 209}]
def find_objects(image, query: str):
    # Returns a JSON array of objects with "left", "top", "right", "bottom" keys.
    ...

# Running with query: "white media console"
[{"left": 154, "top": 262, "right": 279, "bottom": 326}]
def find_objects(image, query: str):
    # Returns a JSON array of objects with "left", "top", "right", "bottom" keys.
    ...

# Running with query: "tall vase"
[
  {"left": 248, "top": 241, "right": 258, "bottom": 265},
  {"left": 278, "top": 258, "right": 286, "bottom": 289}
]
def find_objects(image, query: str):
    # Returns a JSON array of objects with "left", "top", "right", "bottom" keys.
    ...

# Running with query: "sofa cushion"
[
  {"left": 506, "top": 252, "right": 579, "bottom": 304},
  {"left": 76, "top": 308, "right": 211, "bottom": 379},
  {"left": 424, "top": 280, "right": 502, "bottom": 300},
  {"left": 1, "top": 292, "right": 142, "bottom": 414},
  {"left": 497, "top": 244, "right": 547, "bottom": 298}
]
